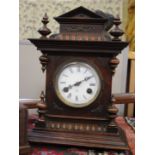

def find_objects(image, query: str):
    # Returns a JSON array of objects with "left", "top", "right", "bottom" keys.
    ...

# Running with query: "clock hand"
[
  {"left": 63, "top": 76, "right": 94, "bottom": 92},
  {"left": 74, "top": 81, "right": 82, "bottom": 86},
  {"left": 63, "top": 80, "right": 84, "bottom": 92},
  {"left": 84, "top": 75, "right": 94, "bottom": 81},
  {"left": 73, "top": 75, "right": 94, "bottom": 86}
]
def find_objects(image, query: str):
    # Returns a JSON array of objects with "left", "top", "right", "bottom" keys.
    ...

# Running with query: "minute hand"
[
  {"left": 74, "top": 75, "right": 94, "bottom": 86},
  {"left": 84, "top": 75, "right": 94, "bottom": 81}
]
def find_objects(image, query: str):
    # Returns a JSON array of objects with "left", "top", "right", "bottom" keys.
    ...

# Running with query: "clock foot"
[
  {"left": 35, "top": 119, "right": 46, "bottom": 128},
  {"left": 107, "top": 121, "right": 118, "bottom": 133}
]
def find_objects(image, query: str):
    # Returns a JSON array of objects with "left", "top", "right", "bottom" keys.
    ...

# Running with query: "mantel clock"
[{"left": 28, "top": 6, "right": 129, "bottom": 151}]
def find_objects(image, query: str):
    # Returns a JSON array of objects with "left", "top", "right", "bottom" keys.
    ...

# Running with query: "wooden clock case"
[{"left": 28, "top": 6, "right": 129, "bottom": 151}]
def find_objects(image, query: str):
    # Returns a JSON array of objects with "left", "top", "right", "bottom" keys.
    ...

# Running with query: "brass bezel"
[{"left": 54, "top": 61, "right": 102, "bottom": 108}]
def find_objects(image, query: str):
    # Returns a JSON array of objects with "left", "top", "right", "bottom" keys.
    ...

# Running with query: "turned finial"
[
  {"left": 40, "top": 91, "right": 45, "bottom": 102},
  {"left": 110, "top": 15, "right": 124, "bottom": 41},
  {"left": 37, "top": 91, "right": 46, "bottom": 110},
  {"left": 39, "top": 53, "right": 48, "bottom": 72},
  {"left": 38, "top": 13, "right": 51, "bottom": 38},
  {"left": 109, "top": 56, "right": 120, "bottom": 75}
]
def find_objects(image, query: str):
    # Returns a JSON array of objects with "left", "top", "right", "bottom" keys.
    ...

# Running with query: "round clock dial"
[{"left": 55, "top": 62, "right": 101, "bottom": 108}]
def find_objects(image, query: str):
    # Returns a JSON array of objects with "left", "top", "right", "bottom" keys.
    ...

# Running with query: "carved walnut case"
[{"left": 28, "top": 6, "right": 129, "bottom": 151}]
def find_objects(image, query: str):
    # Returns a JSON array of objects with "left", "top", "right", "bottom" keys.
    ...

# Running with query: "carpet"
[
  {"left": 31, "top": 145, "right": 127, "bottom": 155},
  {"left": 115, "top": 116, "right": 135, "bottom": 155}
]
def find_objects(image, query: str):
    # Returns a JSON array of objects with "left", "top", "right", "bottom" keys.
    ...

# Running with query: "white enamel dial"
[{"left": 55, "top": 62, "right": 101, "bottom": 108}]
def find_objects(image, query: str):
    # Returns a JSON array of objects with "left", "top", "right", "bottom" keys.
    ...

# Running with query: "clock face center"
[{"left": 55, "top": 62, "right": 101, "bottom": 108}]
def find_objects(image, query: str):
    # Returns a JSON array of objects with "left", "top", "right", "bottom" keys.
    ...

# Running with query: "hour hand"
[{"left": 74, "top": 81, "right": 82, "bottom": 86}]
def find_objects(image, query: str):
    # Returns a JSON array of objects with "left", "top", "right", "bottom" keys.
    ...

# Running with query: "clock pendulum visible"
[{"left": 28, "top": 6, "right": 129, "bottom": 152}]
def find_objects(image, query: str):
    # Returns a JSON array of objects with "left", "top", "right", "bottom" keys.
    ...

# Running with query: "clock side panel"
[{"left": 45, "top": 55, "right": 112, "bottom": 119}]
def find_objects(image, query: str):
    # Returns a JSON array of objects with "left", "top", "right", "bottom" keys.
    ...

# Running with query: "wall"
[
  {"left": 19, "top": 0, "right": 128, "bottom": 115},
  {"left": 19, "top": 0, "right": 125, "bottom": 39}
]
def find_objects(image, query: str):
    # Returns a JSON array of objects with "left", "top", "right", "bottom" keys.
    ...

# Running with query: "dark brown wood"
[
  {"left": 110, "top": 16, "right": 124, "bottom": 41},
  {"left": 39, "top": 53, "right": 49, "bottom": 72},
  {"left": 29, "top": 39, "right": 128, "bottom": 54},
  {"left": 38, "top": 13, "right": 51, "bottom": 38},
  {"left": 19, "top": 104, "right": 31, "bottom": 155},
  {"left": 112, "top": 93, "right": 135, "bottom": 104},
  {"left": 19, "top": 145, "right": 31, "bottom": 155},
  {"left": 36, "top": 91, "right": 47, "bottom": 127},
  {"left": 54, "top": 6, "right": 107, "bottom": 25},
  {"left": 23, "top": 103, "right": 38, "bottom": 109},
  {"left": 28, "top": 129, "right": 129, "bottom": 150},
  {"left": 28, "top": 6, "right": 129, "bottom": 151},
  {"left": 109, "top": 56, "right": 120, "bottom": 75},
  {"left": 20, "top": 99, "right": 39, "bottom": 109}
]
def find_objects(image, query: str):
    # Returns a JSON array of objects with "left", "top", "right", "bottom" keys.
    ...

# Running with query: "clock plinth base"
[{"left": 28, "top": 128, "right": 129, "bottom": 151}]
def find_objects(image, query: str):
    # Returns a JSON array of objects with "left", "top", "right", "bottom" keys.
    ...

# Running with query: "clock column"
[
  {"left": 35, "top": 13, "right": 51, "bottom": 128},
  {"left": 107, "top": 16, "right": 124, "bottom": 133}
]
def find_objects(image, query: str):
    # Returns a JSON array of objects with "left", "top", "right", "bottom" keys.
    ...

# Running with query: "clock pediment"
[
  {"left": 54, "top": 6, "right": 107, "bottom": 25},
  {"left": 55, "top": 6, "right": 103, "bottom": 19}
]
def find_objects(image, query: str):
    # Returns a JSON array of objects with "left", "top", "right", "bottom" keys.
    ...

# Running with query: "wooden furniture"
[
  {"left": 27, "top": 6, "right": 129, "bottom": 152},
  {"left": 125, "top": 52, "right": 135, "bottom": 117},
  {"left": 124, "top": 0, "right": 135, "bottom": 117},
  {"left": 112, "top": 93, "right": 135, "bottom": 105},
  {"left": 19, "top": 104, "right": 31, "bottom": 155}
]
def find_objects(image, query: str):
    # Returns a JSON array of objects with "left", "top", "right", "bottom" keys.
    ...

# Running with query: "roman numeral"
[
  {"left": 69, "top": 67, "right": 73, "bottom": 73},
  {"left": 77, "top": 66, "right": 80, "bottom": 72},
  {"left": 89, "top": 83, "right": 96, "bottom": 86},
  {"left": 67, "top": 93, "right": 72, "bottom": 98},
  {"left": 84, "top": 69, "right": 88, "bottom": 73},
  {"left": 75, "top": 96, "right": 78, "bottom": 101},
  {"left": 63, "top": 74, "right": 68, "bottom": 77},
  {"left": 83, "top": 95, "right": 87, "bottom": 99},
  {"left": 60, "top": 81, "right": 66, "bottom": 84}
]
